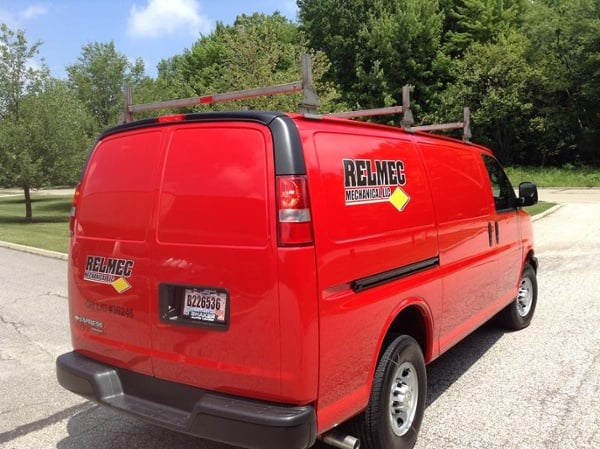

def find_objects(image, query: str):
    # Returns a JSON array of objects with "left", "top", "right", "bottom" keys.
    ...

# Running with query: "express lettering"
[
  {"left": 343, "top": 159, "right": 406, "bottom": 187},
  {"left": 85, "top": 256, "right": 134, "bottom": 277}
]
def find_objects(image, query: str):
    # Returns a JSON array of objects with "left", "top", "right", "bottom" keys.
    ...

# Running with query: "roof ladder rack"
[
  {"left": 323, "top": 85, "right": 471, "bottom": 142},
  {"left": 408, "top": 106, "right": 472, "bottom": 142},
  {"left": 122, "top": 55, "right": 319, "bottom": 123},
  {"left": 122, "top": 55, "right": 471, "bottom": 141}
]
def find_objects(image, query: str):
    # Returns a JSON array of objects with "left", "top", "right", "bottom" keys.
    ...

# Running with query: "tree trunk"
[{"left": 23, "top": 185, "right": 33, "bottom": 223}]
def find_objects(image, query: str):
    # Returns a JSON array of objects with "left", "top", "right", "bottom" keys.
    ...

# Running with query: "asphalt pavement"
[{"left": 0, "top": 189, "right": 598, "bottom": 449}]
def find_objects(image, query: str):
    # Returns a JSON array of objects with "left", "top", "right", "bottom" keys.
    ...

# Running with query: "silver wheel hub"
[
  {"left": 389, "top": 361, "right": 418, "bottom": 436},
  {"left": 517, "top": 276, "right": 533, "bottom": 317}
]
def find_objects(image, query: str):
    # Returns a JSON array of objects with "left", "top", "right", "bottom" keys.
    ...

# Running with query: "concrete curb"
[
  {"left": 0, "top": 240, "right": 68, "bottom": 260},
  {"left": 532, "top": 204, "right": 563, "bottom": 222}
]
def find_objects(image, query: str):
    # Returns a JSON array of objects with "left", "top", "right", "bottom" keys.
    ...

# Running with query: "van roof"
[{"left": 98, "top": 110, "right": 492, "bottom": 173}]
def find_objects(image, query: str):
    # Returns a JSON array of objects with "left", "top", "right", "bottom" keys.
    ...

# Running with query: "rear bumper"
[{"left": 56, "top": 352, "right": 316, "bottom": 449}]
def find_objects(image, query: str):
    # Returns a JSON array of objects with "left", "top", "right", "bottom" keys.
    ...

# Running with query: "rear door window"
[
  {"left": 78, "top": 130, "right": 164, "bottom": 240},
  {"left": 157, "top": 124, "right": 272, "bottom": 247}
]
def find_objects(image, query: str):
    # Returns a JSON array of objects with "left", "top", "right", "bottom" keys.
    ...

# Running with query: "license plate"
[{"left": 181, "top": 288, "right": 227, "bottom": 324}]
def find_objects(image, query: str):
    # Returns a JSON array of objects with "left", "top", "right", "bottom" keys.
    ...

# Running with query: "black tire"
[
  {"left": 497, "top": 263, "right": 538, "bottom": 330},
  {"left": 351, "top": 335, "right": 426, "bottom": 449}
]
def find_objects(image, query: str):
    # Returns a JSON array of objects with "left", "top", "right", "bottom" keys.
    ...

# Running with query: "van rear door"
[
  {"left": 71, "top": 113, "right": 318, "bottom": 405},
  {"left": 69, "top": 128, "right": 164, "bottom": 375},
  {"left": 150, "top": 122, "right": 285, "bottom": 401}
]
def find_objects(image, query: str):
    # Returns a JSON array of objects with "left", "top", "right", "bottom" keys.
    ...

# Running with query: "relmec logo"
[
  {"left": 84, "top": 255, "right": 134, "bottom": 293},
  {"left": 343, "top": 158, "right": 410, "bottom": 210}
]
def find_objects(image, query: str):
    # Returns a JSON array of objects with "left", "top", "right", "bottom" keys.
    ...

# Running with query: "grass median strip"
[
  {"left": 0, "top": 194, "right": 72, "bottom": 253},
  {"left": 526, "top": 201, "right": 555, "bottom": 217},
  {"left": 505, "top": 166, "right": 600, "bottom": 187}
]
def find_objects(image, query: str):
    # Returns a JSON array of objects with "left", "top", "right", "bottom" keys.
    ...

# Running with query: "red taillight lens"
[
  {"left": 277, "top": 175, "right": 313, "bottom": 246},
  {"left": 157, "top": 114, "right": 185, "bottom": 123},
  {"left": 69, "top": 183, "right": 81, "bottom": 235}
]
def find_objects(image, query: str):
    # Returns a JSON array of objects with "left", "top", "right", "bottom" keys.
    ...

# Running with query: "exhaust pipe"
[{"left": 319, "top": 429, "right": 360, "bottom": 449}]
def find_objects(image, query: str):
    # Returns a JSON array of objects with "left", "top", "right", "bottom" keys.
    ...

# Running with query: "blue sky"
[{"left": 0, "top": 0, "right": 298, "bottom": 78}]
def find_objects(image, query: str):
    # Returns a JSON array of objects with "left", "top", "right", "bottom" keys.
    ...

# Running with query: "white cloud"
[
  {"left": 20, "top": 4, "right": 48, "bottom": 20},
  {"left": 0, "top": 4, "right": 47, "bottom": 28},
  {"left": 127, "top": 0, "right": 212, "bottom": 39}
]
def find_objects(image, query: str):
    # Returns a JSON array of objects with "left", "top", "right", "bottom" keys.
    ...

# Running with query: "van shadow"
[
  {"left": 58, "top": 323, "right": 505, "bottom": 449},
  {"left": 58, "top": 405, "right": 245, "bottom": 449},
  {"left": 425, "top": 321, "right": 506, "bottom": 406}
]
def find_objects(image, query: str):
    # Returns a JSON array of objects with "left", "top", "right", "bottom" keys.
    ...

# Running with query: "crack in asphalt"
[
  {"left": 0, "top": 314, "right": 25, "bottom": 332},
  {"left": 40, "top": 290, "right": 68, "bottom": 300},
  {"left": 0, "top": 314, "right": 56, "bottom": 360},
  {"left": 538, "top": 349, "right": 600, "bottom": 448},
  {"left": 0, "top": 402, "right": 93, "bottom": 445}
]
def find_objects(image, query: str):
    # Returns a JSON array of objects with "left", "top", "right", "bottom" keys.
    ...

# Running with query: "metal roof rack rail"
[
  {"left": 122, "top": 55, "right": 471, "bottom": 141},
  {"left": 323, "top": 85, "right": 471, "bottom": 142},
  {"left": 407, "top": 106, "right": 472, "bottom": 143},
  {"left": 122, "top": 55, "right": 319, "bottom": 123}
]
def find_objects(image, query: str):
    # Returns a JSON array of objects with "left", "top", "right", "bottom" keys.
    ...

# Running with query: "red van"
[{"left": 57, "top": 110, "right": 538, "bottom": 449}]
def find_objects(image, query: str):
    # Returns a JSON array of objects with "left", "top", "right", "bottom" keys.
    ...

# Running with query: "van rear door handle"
[
  {"left": 495, "top": 221, "right": 500, "bottom": 244},
  {"left": 488, "top": 222, "right": 493, "bottom": 247}
]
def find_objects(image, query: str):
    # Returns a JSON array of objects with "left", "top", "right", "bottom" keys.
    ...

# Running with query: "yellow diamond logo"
[
  {"left": 112, "top": 277, "right": 131, "bottom": 294},
  {"left": 389, "top": 187, "right": 410, "bottom": 212}
]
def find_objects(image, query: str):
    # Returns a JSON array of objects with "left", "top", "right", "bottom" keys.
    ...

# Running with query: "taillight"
[
  {"left": 277, "top": 175, "right": 313, "bottom": 246},
  {"left": 157, "top": 114, "right": 185, "bottom": 123},
  {"left": 69, "top": 183, "right": 81, "bottom": 236}
]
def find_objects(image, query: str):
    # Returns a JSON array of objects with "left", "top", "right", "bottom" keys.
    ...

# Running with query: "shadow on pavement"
[{"left": 426, "top": 321, "right": 505, "bottom": 406}]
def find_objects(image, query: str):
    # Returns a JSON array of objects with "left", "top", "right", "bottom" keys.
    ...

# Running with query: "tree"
[
  {"left": 437, "top": 32, "right": 546, "bottom": 165},
  {"left": 0, "top": 25, "right": 92, "bottom": 221},
  {"left": 298, "top": 0, "right": 443, "bottom": 114},
  {"left": 66, "top": 41, "right": 149, "bottom": 130},
  {"left": 151, "top": 13, "right": 342, "bottom": 114},
  {"left": 443, "top": 0, "right": 528, "bottom": 55},
  {"left": 0, "top": 24, "right": 47, "bottom": 220},
  {"left": 0, "top": 24, "right": 45, "bottom": 121},
  {"left": 523, "top": 0, "right": 600, "bottom": 164},
  {"left": 0, "top": 79, "right": 93, "bottom": 221}
]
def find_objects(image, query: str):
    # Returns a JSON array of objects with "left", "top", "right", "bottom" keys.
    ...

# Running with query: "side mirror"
[{"left": 518, "top": 182, "right": 538, "bottom": 207}]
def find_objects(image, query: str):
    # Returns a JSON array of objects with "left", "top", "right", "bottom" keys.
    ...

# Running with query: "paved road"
[{"left": 0, "top": 190, "right": 598, "bottom": 449}]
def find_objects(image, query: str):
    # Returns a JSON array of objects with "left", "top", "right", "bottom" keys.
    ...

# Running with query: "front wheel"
[
  {"left": 351, "top": 335, "right": 426, "bottom": 449},
  {"left": 497, "top": 263, "right": 538, "bottom": 330}
]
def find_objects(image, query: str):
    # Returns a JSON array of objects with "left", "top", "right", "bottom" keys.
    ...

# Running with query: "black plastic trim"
[
  {"left": 268, "top": 115, "right": 306, "bottom": 175},
  {"left": 56, "top": 352, "right": 316, "bottom": 449},
  {"left": 351, "top": 257, "right": 440, "bottom": 293}
]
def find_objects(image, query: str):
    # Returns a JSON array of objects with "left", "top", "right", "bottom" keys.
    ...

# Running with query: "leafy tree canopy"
[
  {"left": 299, "top": 0, "right": 443, "bottom": 112},
  {"left": 66, "top": 41, "right": 148, "bottom": 130},
  {"left": 0, "top": 25, "right": 92, "bottom": 220},
  {"left": 147, "top": 12, "right": 342, "bottom": 114}
]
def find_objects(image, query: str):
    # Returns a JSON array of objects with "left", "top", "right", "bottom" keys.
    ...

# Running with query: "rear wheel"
[
  {"left": 497, "top": 263, "right": 538, "bottom": 330},
  {"left": 351, "top": 335, "right": 426, "bottom": 449}
]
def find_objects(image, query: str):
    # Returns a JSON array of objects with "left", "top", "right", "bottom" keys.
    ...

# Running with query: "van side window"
[
  {"left": 482, "top": 155, "right": 516, "bottom": 212},
  {"left": 420, "top": 144, "right": 489, "bottom": 222}
]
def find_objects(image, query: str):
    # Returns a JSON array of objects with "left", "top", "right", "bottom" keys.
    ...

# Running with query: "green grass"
[
  {"left": 0, "top": 194, "right": 72, "bottom": 253},
  {"left": 505, "top": 165, "right": 600, "bottom": 187},
  {"left": 525, "top": 201, "right": 555, "bottom": 217}
]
